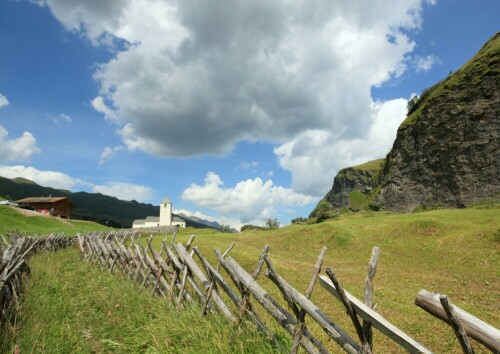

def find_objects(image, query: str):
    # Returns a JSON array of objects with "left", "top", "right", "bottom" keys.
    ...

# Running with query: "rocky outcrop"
[
  {"left": 324, "top": 159, "right": 383, "bottom": 209},
  {"left": 318, "top": 33, "right": 500, "bottom": 214},
  {"left": 377, "top": 32, "right": 500, "bottom": 211}
]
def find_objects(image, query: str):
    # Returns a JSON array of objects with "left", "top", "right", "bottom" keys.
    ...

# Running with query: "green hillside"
[
  {"left": 402, "top": 32, "right": 499, "bottom": 127},
  {"left": 0, "top": 176, "right": 222, "bottom": 230},
  {"left": 0, "top": 176, "right": 159, "bottom": 228},
  {"left": 3, "top": 206, "right": 498, "bottom": 353},
  {"left": 0, "top": 205, "right": 111, "bottom": 235}
]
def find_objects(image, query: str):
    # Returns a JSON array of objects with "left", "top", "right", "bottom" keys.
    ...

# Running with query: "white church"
[{"left": 132, "top": 196, "right": 186, "bottom": 229}]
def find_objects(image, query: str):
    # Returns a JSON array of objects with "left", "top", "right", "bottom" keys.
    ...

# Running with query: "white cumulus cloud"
[
  {"left": 52, "top": 113, "right": 72, "bottom": 125},
  {"left": 0, "top": 93, "right": 9, "bottom": 108},
  {"left": 99, "top": 145, "right": 124, "bottom": 165},
  {"left": 0, "top": 165, "right": 77, "bottom": 190},
  {"left": 0, "top": 126, "right": 40, "bottom": 163},
  {"left": 275, "top": 98, "right": 408, "bottom": 196},
  {"left": 92, "top": 182, "right": 154, "bottom": 202},
  {"left": 0, "top": 165, "right": 154, "bottom": 203},
  {"left": 41, "top": 0, "right": 431, "bottom": 159},
  {"left": 182, "top": 172, "right": 315, "bottom": 223},
  {"left": 415, "top": 54, "right": 441, "bottom": 72},
  {"left": 174, "top": 208, "right": 243, "bottom": 231}
]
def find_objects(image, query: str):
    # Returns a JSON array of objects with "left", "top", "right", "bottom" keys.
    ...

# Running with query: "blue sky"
[{"left": 0, "top": 0, "right": 498, "bottom": 229}]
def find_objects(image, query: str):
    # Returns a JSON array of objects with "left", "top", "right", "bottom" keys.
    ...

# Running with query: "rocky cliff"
[
  {"left": 377, "top": 32, "right": 500, "bottom": 211},
  {"left": 324, "top": 159, "right": 384, "bottom": 210},
  {"left": 319, "top": 32, "right": 500, "bottom": 213}
]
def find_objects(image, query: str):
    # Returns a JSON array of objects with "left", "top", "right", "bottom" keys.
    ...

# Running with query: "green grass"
[
  {"left": 1, "top": 248, "right": 280, "bottom": 354},
  {"left": 0, "top": 205, "right": 110, "bottom": 235},
  {"left": 151, "top": 207, "right": 500, "bottom": 353},
  {"left": 401, "top": 33, "right": 499, "bottom": 128},
  {"left": 348, "top": 190, "right": 367, "bottom": 209},
  {"left": 2, "top": 206, "right": 499, "bottom": 353},
  {"left": 350, "top": 158, "right": 385, "bottom": 172}
]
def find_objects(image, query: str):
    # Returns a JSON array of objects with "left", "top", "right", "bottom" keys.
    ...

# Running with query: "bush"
[
  {"left": 368, "top": 202, "right": 381, "bottom": 212},
  {"left": 265, "top": 218, "right": 280, "bottom": 230},
  {"left": 291, "top": 217, "right": 308, "bottom": 224}
]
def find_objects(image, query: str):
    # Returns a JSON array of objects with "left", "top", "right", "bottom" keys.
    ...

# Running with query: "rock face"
[
  {"left": 377, "top": 33, "right": 500, "bottom": 211},
  {"left": 319, "top": 33, "right": 500, "bottom": 213},
  {"left": 324, "top": 159, "right": 384, "bottom": 209}
]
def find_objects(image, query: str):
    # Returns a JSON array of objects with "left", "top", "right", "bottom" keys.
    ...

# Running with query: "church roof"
[
  {"left": 172, "top": 216, "right": 185, "bottom": 223},
  {"left": 145, "top": 216, "right": 160, "bottom": 222},
  {"left": 161, "top": 196, "right": 171, "bottom": 204}
]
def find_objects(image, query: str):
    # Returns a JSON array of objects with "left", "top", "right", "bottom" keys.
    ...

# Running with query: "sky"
[{"left": 0, "top": 0, "right": 498, "bottom": 229}]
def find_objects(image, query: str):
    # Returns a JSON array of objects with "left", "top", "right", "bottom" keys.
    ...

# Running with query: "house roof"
[
  {"left": 16, "top": 197, "right": 73, "bottom": 206},
  {"left": 161, "top": 196, "right": 171, "bottom": 204}
]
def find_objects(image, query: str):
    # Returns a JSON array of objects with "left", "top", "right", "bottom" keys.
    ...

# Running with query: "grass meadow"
[{"left": 0, "top": 205, "right": 498, "bottom": 353}]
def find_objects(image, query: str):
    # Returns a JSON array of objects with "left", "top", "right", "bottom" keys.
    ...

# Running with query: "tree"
[
  {"left": 265, "top": 218, "right": 280, "bottom": 230},
  {"left": 220, "top": 224, "right": 233, "bottom": 233},
  {"left": 291, "top": 217, "right": 308, "bottom": 224}
]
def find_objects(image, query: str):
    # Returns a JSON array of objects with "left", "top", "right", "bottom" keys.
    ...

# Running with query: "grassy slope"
[
  {"left": 401, "top": 32, "right": 500, "bottom": 127},
  {"left": 158, "top": 207, "right": 499, "bottom": 353},
  {"left": 350, "top": 158, "right": 385, "bottom": 172},
  {"left": 1, "top": 206, "right": 498, "bottom": 353},
  {"left": 0, "top": 205, "right": 111, "bottom": 235},
  {"left": 1, "top": 249, "right": 277, "bottom": 354}
]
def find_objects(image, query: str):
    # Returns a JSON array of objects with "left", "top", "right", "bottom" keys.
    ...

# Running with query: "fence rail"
[
  {"left": 2, "top": 229, "right": 497, "bottom": 353},
  {"left": 0, "top": 232, "right": 75, "bottom": 327},
  {"left": 76, "top": 231, "right": 500, "bottom": 354}
]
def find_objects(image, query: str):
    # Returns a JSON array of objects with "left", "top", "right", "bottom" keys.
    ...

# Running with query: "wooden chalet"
[{"left": 15, "top": 197, "right": 74, "bottom": 219}]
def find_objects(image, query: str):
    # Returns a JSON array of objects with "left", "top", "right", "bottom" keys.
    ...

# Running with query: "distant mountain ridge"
[
  {"left": 0, "top": 176, "right": 221, "bottom": 230},
  {"left": 177, "top": 213, "right": 238, "bottom": 233}
]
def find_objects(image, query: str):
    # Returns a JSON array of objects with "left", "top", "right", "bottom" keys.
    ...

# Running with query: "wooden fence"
[
  {"left": 0, "top": 232, "right": 75, "bottom": 327},
  {"left": 77, "top": 231, "right": 499, "bottom": 354}
]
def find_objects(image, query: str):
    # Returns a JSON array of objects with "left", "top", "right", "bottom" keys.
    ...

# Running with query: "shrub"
[{"left": 291, "top": 217, "right": 308, "bottom": 224}]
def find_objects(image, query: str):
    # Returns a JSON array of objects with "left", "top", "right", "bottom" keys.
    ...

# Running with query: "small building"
[
  {"left": 15, "top": 197, "right": 74, "bottom": 218},
  {"left": 132, "top": 196, "right": 185, "bottom": 229}
]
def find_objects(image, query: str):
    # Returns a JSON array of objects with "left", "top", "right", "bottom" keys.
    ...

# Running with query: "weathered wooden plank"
[
  {"left": 416, "top": 289, "right": 499, "bottom": 353},
  {"left": 320, "top": 276, "right": 432, "bottom": 354},
  {"left": 173, "top": 243, "right": 236, "bottom": 323},
  {"left": 224, "top": 256, "right": 329, "bottom": 354},
  {"left": 291, "top": 246, "right": 327, "bottom": 354},
  {"left": 439, "top": 295, "right": 475, "bottom": 354},
  {"left": 325, "top": 268, "right": 366, "bottom": 345},
  {"left": 266, "top": 265, "right": 359, "bottom": 354},
  {"left": 363, "top": 246, "right": 380, "bottom": 354}
]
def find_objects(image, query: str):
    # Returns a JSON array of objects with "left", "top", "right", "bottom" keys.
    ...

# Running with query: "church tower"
[{"left": 159, "top": 196, "right": 172, "bottom": 226}]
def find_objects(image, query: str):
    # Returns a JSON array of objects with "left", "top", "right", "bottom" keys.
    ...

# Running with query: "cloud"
[
  {"left": 92, "top": 182, "right": 154, "bottom": 202},
  {"left": 41, "top": 0, "right": 430, "bottom": 159},
  {"left": 0, "top": 126, "right": 40, "bottom": 163},
  {"left": 0, "top": 93, "right": 8, "bottom": 108},
  {"left": 415, "top": 55, "right": 441, "bottom": 72},
  {"left": 237, "top": 161, "right": 258, "bottom": 170},
  {"left": 99, "top": 145, "right": 123, "bottom": 165},
  {"left": 182, "top": 172, "right": 315, "bottom": 223},
  {"left": 275, "top": 98, "right": 408, "bottom": 196},
  {"left": 174, "top": 208, "right": 243, "bottom": 231},
  {"left": 52, "top": 113, "right": 72, "bottom": 125},
  {"left": 0, "top": 165, "right": 154, "bottom": 202},
  {"left": 0, "top": 165, "right": 77, "bottom": 190},
  {"left": 91, "top": 96, "right": 117, "bottom": 121}
]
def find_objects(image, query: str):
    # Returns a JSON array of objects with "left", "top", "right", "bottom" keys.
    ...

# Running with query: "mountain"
[
  {"left": 177, "top": 213, "right": 238, "bottom": 233},
  {"left": 318, "top": 32, "right": 500, "bottom": 213},
  {"left": 0, "top": 175, "right": 228, "bottom": 230},
  {"left": 0, "top": 176, "right": 159, "bottom": 228},
  {"left": 324, "top": 159, "right": 384, "bottom": 210}
]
